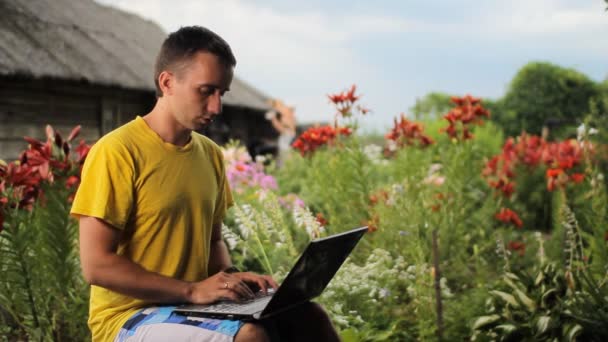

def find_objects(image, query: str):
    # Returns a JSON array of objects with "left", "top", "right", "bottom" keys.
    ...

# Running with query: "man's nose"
[{"left": 207, "top": 91, "right": 222, "bottom": 115}]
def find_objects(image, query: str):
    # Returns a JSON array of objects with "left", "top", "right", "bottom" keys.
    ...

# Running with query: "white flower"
[
  {"left": 577, "top": 124, "right": 599, "bottom": 141},
  {"left": 222, "top": 145, "right": 252, "bottom": 164},
  {"left": 391, "top": 183, "right": 405, "bottom": 194},
  {"left": 221, "top": 224, "right": 240, "bottom": 250},
  {"left": 362, "top": 144, "right": 386, "bottom": 165},
  {"left": 577, "top": 123, "right": 586, "bottom": 141},
  {"left": 379, "top": 288, "right": 391, "bottom": 298},
  {"left": 238, "top": 224, "right": 251, "bottom": 239},
  {"left": 428, "top": 163, "right": 443, "bottom": 176},
  {"left": 423, "top": 174, "right": 445, "bottom": 186},
  {"left": 293, "top": 206, "right": 324, "bottom": 239},
  {"left": 440, "top": 277, "right": 453, "bottom": 298}
]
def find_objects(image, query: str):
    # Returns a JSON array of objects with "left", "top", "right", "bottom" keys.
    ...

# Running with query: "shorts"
[{"left": 114, "top": 306, "right": 245, "bottom": 342}]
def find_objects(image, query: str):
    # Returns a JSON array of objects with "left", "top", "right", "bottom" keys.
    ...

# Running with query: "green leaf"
[
  {"left": 541, "top": 288, "right": 559, "bottom": 308},
  {"left": 504, "top": 272, "right": 520, "bottom": 281},
  {"left": 535, "top": 270, "right": 545, "bottom": 286},
  {"left": 535, "top": 315, "right": 551, "bottom": 335},
  {"left": 373, "top": 328, "right": 397, "bottom": 341},
  {"left": 339, "top": 328, "right": 361, "bottom": 342},
  {"left": 514, "top": 288, "right": 536, "bottom": 311},
  {"left": 503, "top": 276, "right": 523, "bottom": 292},
  {"left": 495, "top": 324, "right": 519, "bottom": 336},
  {"left": 566, "top": 324, "right": 583, "bottom": 342},
  {"left": 473, "top": 314, "right": 502, "bottom": 330},
  {"left": 490, "top": 290, "right": 520, "bottom": 308}
]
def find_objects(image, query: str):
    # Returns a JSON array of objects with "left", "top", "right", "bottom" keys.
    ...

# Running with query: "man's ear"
[{"left": 158, "top": 70, "right": 174, "bottom": 96}]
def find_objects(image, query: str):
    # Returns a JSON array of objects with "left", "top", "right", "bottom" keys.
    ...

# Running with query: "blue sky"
[{"left": 96, "top": 0, "right": 608, "bottom": 132}]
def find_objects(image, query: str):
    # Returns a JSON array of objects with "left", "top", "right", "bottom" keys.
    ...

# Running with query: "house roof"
[{"left": 0, "top": 0, "right": 271, "bottom": 111}]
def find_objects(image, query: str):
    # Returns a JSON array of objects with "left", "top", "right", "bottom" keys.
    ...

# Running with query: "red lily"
[
  {"left": 328, "top": 85, "right": 363, "bottom": 118},
  {"left": 315, "top": 213, "right": 328, "bottom": 227},
  {"left": 292, "top": 125, "right": 351, "bottom": 156},
  {"left": 385, "top": 115, "right": 434, "bottom": 150},
  {"left": 507, "top": 240, "right": 526, "bottom": 256},
  {"left": 570, "top": 173, "right": 585, "bottom": 183},
  {"left": 440, "top": 94, "right": 490, "bottom": 141},
  {"left": 495, "top": 208, "right": 523, "bottom": 228}
]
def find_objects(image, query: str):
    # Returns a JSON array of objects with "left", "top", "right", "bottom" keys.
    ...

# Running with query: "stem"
[
  {"left": 432, "top": 229, "right": 444, "bottom": 341},
  {"left": 252, "top": 229, "right": 273, "bottom": 275},
  {"left": 19, "top": 246, "right": 41, "bottom": 335}
]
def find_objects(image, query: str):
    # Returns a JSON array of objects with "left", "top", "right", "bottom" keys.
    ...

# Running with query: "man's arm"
[
  {"left": 79, "top": 216, "right": 255, "bottom": 303},
  {"left": 207, "top": 222, "right": 233, "bottom": 276}
]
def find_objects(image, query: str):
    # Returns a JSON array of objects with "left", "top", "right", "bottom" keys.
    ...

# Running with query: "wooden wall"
[
  {"left": 0, "top": 76, "right": 279, "bottom": 161},
  {"left": 0, "top": 76, "right": 155, "bottom": 160}
]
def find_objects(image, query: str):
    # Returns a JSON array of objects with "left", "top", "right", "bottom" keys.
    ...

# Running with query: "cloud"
[
  {"left": 94, "top": 0, "right": 607, "bottom": 128},
  {"left": 473, "top": 1, "right": 602, "bottom": 38},
  {"left": 96, "top": 0, "right": 417, "bottom": 124}
]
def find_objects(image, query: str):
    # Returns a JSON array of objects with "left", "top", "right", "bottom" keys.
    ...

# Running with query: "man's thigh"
[
  {"left": 114, "top": 306, "right": 244, "bottom": 342},
  {"left": 124, "top": 323, "right": 236, "bottom": 342}
]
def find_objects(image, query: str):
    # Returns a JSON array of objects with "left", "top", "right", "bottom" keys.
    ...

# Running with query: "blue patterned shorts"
[{"left": 114, "top": 306, "right": 245, "bottom": 342}]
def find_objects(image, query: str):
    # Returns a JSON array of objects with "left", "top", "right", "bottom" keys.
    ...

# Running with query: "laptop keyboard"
[{"left": 204, "top": 290, "right": 274, "bottom": 315}]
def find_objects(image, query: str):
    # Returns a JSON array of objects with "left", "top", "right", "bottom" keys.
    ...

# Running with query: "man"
[
  {"left": 266, "top": 99, "right": 297, "bottom": 166},
  {"left": 71, "top": 26, "right": 339, "bottom": 342}
]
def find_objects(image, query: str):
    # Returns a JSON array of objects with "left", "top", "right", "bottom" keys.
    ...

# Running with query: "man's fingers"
[
  {"left": 264, "top": 275, "right": 279, "bottom": 289},
  {"left": 254, "top": 277, "right": 268, "bottom": 293},
  {"left": 226, "top": 279, "right": 254, "bottom": 300}
]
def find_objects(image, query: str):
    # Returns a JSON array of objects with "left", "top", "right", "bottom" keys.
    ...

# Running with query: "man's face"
[{"left": 166, "top": 51, "right": 234, "bottom": 131}]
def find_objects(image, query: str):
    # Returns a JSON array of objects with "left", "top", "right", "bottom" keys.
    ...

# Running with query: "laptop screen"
[{"left": 262, "top": 227, "right": 366, "bottom": 314}]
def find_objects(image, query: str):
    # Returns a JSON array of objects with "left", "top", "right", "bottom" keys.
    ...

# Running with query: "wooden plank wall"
[
  {"left": 0, "top": 77, "right": 279, "bottom": 161},
  {"left": 0, "top": 77, "right": 154, "bottom": 161}
]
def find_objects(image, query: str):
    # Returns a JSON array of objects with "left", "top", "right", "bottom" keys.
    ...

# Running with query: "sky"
[{"left": 96, "top": 0, "right": 608, "bottom": 132}]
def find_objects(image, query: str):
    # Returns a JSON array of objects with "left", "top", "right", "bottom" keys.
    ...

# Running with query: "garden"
[{"left": 1, "top": 74, "right": 608, "bottom": 341}]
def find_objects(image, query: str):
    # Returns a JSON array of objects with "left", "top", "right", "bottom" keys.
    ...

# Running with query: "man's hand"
[
  {"left": 188, "top": 271, "right": 279, "bottom": 304},
  {"left": 233, "top": 272, "right": 279, "bottom": 294},
  {"left": 80, "top": 217, "right": 279, "bottom": 305}
]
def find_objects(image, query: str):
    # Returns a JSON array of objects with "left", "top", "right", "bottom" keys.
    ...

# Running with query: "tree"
[
  {"left": 501, "top": 62, "right": 600, "bottom": 138},
  {"left": 410, "top": 92, "right": 453, "bottom": 120}
]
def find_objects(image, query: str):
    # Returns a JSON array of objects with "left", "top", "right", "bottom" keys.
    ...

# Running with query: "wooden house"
[{"left": 0, "top": 0, "right": 278, "bottom": 160}]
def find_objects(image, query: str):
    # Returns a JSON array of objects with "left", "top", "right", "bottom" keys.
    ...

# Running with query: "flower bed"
[{"left": 1, "top": 87, "right": 606, "bottom": 341}]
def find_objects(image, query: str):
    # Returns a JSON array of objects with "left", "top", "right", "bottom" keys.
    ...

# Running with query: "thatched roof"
[{"left": 0, "top": 0, "right": 271, "bottom": 111}]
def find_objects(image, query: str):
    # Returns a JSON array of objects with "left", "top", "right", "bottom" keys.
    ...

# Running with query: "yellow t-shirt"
[{"left": 70, "top": 116, "right": 233, "bottom": 342}]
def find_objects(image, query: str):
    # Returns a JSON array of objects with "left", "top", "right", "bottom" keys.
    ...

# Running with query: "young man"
[
  {"left": 266, "top": 99, "right": 297, "bottom": 166},
  {"left": 71, "top": 26, "right": 339, "bottom": 342}
]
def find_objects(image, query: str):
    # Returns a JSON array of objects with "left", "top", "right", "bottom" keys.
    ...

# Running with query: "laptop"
[{"left": 173, "top": 226, "right": 368, "bottom": 321}]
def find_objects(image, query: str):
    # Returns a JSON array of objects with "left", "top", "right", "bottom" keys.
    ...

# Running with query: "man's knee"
[
  {"left": 234, "top": 323, "right": 270, "bottom": 342},
  {"left": 290, "top": 302, "right": 331, "bottom": 321},
  {"left": 274, "top": 302, "right": 340, "bottom": 341}
]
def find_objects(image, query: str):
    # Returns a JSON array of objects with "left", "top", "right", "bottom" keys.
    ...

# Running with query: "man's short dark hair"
[{"left": 154, "top": 26, "right": 237, "bottom": 97}]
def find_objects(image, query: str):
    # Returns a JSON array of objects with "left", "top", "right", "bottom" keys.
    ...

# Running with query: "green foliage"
[
  {"left": 223, "top": 192, "right": 305, "bottom": 277},
  {"left": 474, "top": 187, "right": 608, "bottom": 342},
  {"left": 501, "top": 62, "right": 600, "bottom": 138},
  {"left": 472, "top": 262, "right": 608, "bottom": 342},
  {"left": 279, "top": 135, "right": 380, "bottom": 239},
  {"left": 239, "top": 119, "right": 513, "bottom": 340},
  {"left": 321, "top": 248, "right": 429, "bottom": 341},
  {"left": 485, "top": 98, "right": 517, "bottom": 137},
  {"left": 410, "top": 92, "right": 454, "bottom": 120},
  {"left": 2, "top": 82, "right": 605, "bottom": 341},
  {"left": 584, "top": 88, "right": 608, "bottom": 190},
  {"left": 0, "top": 182, "right": 89, "bottom": 341}
]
